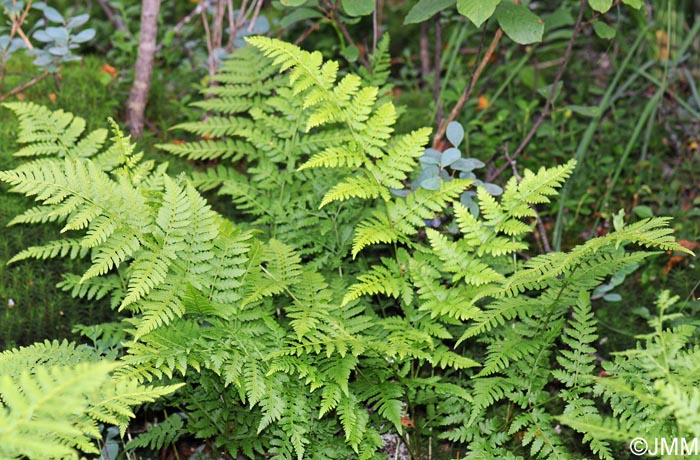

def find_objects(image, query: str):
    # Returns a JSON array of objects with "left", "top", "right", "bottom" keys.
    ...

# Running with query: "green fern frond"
[
  {"left": 320, "top": 173, "right": 389, "bottom": 207},
  {"left": 352, "top": 179, "right": 470, "bottom": 257},
  {"left": 342, "top": 258, "right": 411, "bottom": 306},
  {"left": 126, "top": 413, "right": 185, "bottom": 450},
  {"left": 2, "top": 102, "right": 89, "bottom": 158}
]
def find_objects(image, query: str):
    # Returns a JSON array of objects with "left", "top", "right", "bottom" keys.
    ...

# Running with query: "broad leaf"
[
  {"left": 342, "top": 0, "right": 374, "bottom": 17},
  {"left": 592, "top": 20, "right": 616, "bottom": 39},
  {"left": 495, "top": 2, "right": 544, "bottom": 45},
  {"left": 445, "top": 121, "right": 464, "bottom": 147},
  {"left": 405, "top": 0, "right": 456, "bottom": 24},
  {"left": 589, "top": 0, "right": 613, "bottom": 12},
  {"left": 457, "top": 0, "right": 501, "bottom": 28}
]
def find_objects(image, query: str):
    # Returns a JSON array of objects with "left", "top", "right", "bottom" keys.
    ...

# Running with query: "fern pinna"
[{"left": 1, "top": 36, "right": 693, "bottom": 460}]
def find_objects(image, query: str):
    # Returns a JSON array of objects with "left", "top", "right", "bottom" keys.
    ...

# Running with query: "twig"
[
  {"left": 0, "top": 71, "right": 49, "bottom": 102},
  {"left": 96, "top": 0, "right": 128, "bottom": 34},
  {"left": 157, "top": 2, "right": 204, "bottom": 52},
  {"left": 294, "top": 21, "right": 321, "bottom": 45},
  {"left": 200, "top": 6, "right": 216, "bottom": 79},
  {"left": 432, "top": 25, "right": 502, "bottom": 148},
  {"left": 226, "top": 0, "right": 236, "bottom": 51},
  {"left": 246, "top": 0, "right": 264, "bottom": 32},
  {"left": 487, "top": 0, "right": 587, "bottom": 182},
  {"left": 333, "top": 9, "right": 370, "bottom": 68}
]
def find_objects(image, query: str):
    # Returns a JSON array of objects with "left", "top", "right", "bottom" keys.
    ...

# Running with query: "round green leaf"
[
  {"left": 405, "top": 0, "right": 455, "bottom": 24},
  {"left": 592, "top": 20, "right": 616, "bottom": 40},
  {"left": 33, "top": 30, "right": 52, "bottom": 42},
  {"left": 341, "top": 0, "right": 374, "bottom": 17},
  {"left": 589, "top": 0, "right": 613, "bottom": 13},
  {"left": 495, "top": 2, "right": 544, "bottom": 45},
  {"left": 281, "top": 0, "right": 309, "bottom": 6},
  {"left": 445, "top": 121, "right": 464, "bottom": 147},
  {"left": 341, "top": 44, "right": 360, "bottom": 62},
  {"left": 621, "top": 0, "right": 643, "bottom": 8},
  {"left": 457, "top": 0, "right": 501, "bottom": 28}
]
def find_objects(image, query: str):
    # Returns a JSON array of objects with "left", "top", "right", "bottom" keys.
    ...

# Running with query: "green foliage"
[
  {"left": 1, "top": 36, "right": 694, "bottom": 460},
  {"left": 0, "top": 340, "right": 181, "bottom": 459},
  {"left": 561, "top": 291, "right": 700, "bottom": 446}
]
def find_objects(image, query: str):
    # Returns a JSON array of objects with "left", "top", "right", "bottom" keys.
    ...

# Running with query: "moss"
[{"left": 0, "top": 54, "right": 119, "bottom": 347}]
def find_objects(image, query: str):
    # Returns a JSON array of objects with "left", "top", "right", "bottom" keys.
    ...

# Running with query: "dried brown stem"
[
  {"left": 96, "top": 0, "right": 128, "bottom": 33},
  {"left": 334, "top": 9, "right": 370, "bottom": 68},
  {"left": 226, "top": 0, "right": 236, "bottom": 51},
  {"left": 0, "top": 71, "right": 49, "bottom": 102},
  {"left": 432, "top": 26, "right": 503, "bottom": 148},
  {"left": 200, "top": 6, "right": 216, "bottom": 79}
]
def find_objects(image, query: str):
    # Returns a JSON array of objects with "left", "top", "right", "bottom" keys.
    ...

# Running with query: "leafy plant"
[
  {"left": 0, "top": 36, "right": 692, "bottom": 460},
  {"left": 0, "top": 340, "right": 181, "bottom": 459}
]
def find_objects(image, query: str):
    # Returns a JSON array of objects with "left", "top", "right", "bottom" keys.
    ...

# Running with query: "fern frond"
[{"left": 126, "top": 413, "right": 185, "bottom": 450}]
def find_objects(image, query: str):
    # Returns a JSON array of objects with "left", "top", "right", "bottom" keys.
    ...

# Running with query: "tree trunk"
[{"left": 126, "top": 0, "right": 161, "bottom": 138}]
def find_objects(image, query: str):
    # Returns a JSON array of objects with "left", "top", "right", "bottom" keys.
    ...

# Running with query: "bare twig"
[
  {"left": 487, "top": 0, "right": 587, "bottom": 182},
  {"left": 0, "top": 71, "right": 49, "bottom": 102},
  {"left": 432, "top": 25, "right": 502, "bottom": 148},
  {"left": 200, "top": 6, "right": 216, "bottom": 79},
  {"left": 246, "top": 0, "right": 264, "bottom": 32},
  {"left": 96, "top": 0, "right": 128, "bottom": 33},
  {"left": 294, "top": 21, "right": 321, "bottom": 45},
  {"left": 226, "top": 0, "right": 236, "bottom": 51},
  {"left": 333, "top": 8, "right": 370, "bottom": 68},
  {"left": 9, "top": 0, "right": 35, "bottom": 50}
]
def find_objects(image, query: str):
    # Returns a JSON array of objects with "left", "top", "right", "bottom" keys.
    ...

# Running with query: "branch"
[
  {"left": 432, "top": 26, "right": 503, "bottom": 148},
  {"left": 96, "top": 0, "right": 128, "bottom": 34},
  {"left": 0, "top": 71, "right": 49, "bottom": 102},
  {"left": 487, "top": 0, "right": 587, "bottom": 182}
]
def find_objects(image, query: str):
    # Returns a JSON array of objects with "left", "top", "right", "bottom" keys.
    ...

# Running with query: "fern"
[
  {"left": 2, "top": 38, "right": 694, "bottom": 460},
  {"left": 0, "top": 342, "right": 181, "bottom": 459},
  {"left": 126, "top": 413, "right": 185, "bottom": 450}
]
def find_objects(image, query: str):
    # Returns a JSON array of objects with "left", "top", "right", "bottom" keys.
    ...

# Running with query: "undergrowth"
[{"left": 0, "top": 38, "right": 697, "bottom": 460}]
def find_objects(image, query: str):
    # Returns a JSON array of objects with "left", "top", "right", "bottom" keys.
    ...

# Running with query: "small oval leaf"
[
  {"left": 441, "top": 147, "right": 461, "bottom": 167},
  {"left": 67, "top": 14, "right": 90, "bottom": 29},
  {"left": 421, "top": 176, "right": 442, "bottom": 190},
  {"left": 71, "top": 28, "right": 96, "bottom": 43},
  {"left": 481, "top": 182, "right": 504, "bottom": 196},
  {"left": 445, "top": 121, "right": 464, "bottom": 147},
  {"left": 43, "top": 6, "right": 64, "bottom": 23}
]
